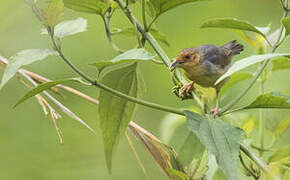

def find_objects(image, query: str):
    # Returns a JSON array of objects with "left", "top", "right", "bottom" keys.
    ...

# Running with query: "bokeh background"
[{"left": 0, "top": 0, "right": 289, "bottom": 179}]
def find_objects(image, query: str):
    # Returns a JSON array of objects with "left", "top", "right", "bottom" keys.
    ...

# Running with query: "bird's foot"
[
  {"left": 180, "top": 81, "right": 195, "bottom": 94},
  {"left": 178, "top": 82, "right": 195, "bottom": 100},
  {"left": 210, "top": 107, "right": 219, "bottom": 117}
]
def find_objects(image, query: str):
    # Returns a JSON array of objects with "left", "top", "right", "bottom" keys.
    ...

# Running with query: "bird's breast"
[{"left": 183, "top": 61, "right": 229, "bottom": 88}]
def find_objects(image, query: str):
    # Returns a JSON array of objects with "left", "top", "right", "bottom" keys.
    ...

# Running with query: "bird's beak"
[{"left": 170, "top": 60, "right": 178, "bottom": 71}]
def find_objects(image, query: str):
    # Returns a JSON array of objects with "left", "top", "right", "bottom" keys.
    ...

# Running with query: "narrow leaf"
[
  {"left": 243, "top": 92, "right": 290, "bottom": 109},
  {"left": 0, "top": 49, "right": 57, "bottom": 89},
  {"left": 281, "top": 17, "right": 290, "bottom": 36},
  {"left": 111, "top": 48, "right": 156, "bottom": 63},
  {"left": 14, "top": 78, "right": 78, "bottom": 107},
  {"left": 201, "top": 18, "right": 266, "bottom": 38},
  {"left": 98, "top": 62, "right": 139, "bottom": 172},
  {"left": 42, "top": 17, "right": 87, "bottom": 38},
  {"left": 63, "top": 0, "right": 110, "bottom": 16},
  {"left": 184, "top": 111, "right": 244, "bottom": 180},
  {"left": 215, "top": 53, "right": 290, "bottom": 85},
  {"left": 272, "top": 57, "right": 290, "bottom": 72},
  {"left": 45, "top": 0, "right": 64, "bottom": 27},
  {"left": 129, "top": 124, "right": 173, "bottom": 178},
  {"left": 149, "top": 0, "right": 207, "bottom": 17}
]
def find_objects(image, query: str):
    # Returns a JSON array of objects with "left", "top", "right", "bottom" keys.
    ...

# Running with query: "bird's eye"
[{"left": 184, "top": 55, "right": 191, "bottom": 59}]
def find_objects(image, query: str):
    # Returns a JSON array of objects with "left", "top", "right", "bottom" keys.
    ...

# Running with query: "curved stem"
[
  {"left": 48, "top": 31, "right": 184, "bottom": 116},
  {"left": 114, "top": 0, "right": 205, "bottom": 108},
  {"left": 102, "top": 15, "right": 124, "bottom": 53}
]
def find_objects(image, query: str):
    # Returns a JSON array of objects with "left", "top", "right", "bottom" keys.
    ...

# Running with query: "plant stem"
[
  {"left": 239, "top": 155, "right": 259, "bottom": 180},
  {"left": 48, "top": 31, "right": 185, "bottom": 116},
  {"left": 101, "top": 14, "right": 124, "bottom": 53},
  {"left": 141, "top": 0, "right": 147, "bottom": 31},
  {"left": 240, "top": 144, "right": 270, "bottom": 174},
  {"left": 220, "top": 4, "right": 289, "bottom": 115},
  {"left": 114, "top": 0, "right": 204, "bottom": 108}
]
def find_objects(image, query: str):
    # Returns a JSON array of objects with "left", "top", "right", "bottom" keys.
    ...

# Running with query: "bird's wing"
[{"left": 197, "top": 44, "right": 230, "bottom": 68}]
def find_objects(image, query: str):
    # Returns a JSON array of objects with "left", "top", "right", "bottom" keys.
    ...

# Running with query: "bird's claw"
[
  {"left": 210, "top": 107, "right": 219, "bottom": 117},
  {"left": 180, "top": 82, "right": 195, "bottom": 94},
  {"left": 172, "top": 83, "right": 193, "bottom": 100}
]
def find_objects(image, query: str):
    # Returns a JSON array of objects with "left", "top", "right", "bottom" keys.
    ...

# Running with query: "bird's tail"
[{"left": 223, "top": 40, "right": 244, "bottom": 55}]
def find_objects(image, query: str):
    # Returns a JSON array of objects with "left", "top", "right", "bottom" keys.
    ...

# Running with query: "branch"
[
  {"left": 47, "top": 28, "right": 184, "bottom": 116},
  {"left": 114, "top": 0, "right": 204, "bottom": 108}
]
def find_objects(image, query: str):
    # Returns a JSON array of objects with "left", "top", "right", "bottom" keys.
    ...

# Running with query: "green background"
[{"left": 0, "top": 0, "right": 289, "bottom": 179}]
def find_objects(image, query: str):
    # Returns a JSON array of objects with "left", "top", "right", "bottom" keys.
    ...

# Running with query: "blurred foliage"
[{"left": 0, "top": 0, "right": 290, "bottom": 180}]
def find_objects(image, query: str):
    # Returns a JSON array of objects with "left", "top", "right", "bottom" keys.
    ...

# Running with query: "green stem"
[
  {"left": 101, "top": 15, "right": 124, "bottom": 53},
  {"left": 147, "top": 16, "right": 158, "bottom": 31},
  {"left": 240, "top": 144, "right": 270, "bottom": 174},
  {"left": 114, "top": 0, "right": 204, "bottom": 108},
  {"left": 141, "top": 0, "right": 147, "bottom": 31},
  {"left": 48, "top": 30, "right": 184, "bottom": 116},
  {"left": 258, "top": 79, "right": 265, "bottom": 156},
  {"left": 220, "top": 4, "right": 289, "bottom": 115}
]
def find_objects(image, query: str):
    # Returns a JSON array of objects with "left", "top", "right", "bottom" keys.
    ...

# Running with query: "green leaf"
[
  {"left": 98, "top": 62, "right": 139, "bottom": 172},
  {"left": 111, "top": 48, "right": 156, "bottom": 63},
  {"left": 242, "top": 92, "right": 290, "bottom": 109},
  {"left": 281, "top": 17, "right": 290, "bottom": 36},
  {"left": 112, "top": 28, "right": 170, "bottom": 46},
  {"left": 0, "top": 49, "right": 57, "bottom": 89},
  {"left": 221, "top": 72, "right": 252, "bottom": 94},
  {"left": 215, "top": 53, "right": 290, "bottom": 85},
  {"left": 177, "top": 133, "right": 205, "bottom": 167},
  {"left": 45, "top": 0, "right": 64, "bottom": 27},
  {"left": 167, "top": 168, "right": 190, "bottom": 180},
  {"left": 201, "top": 18, "right": 267, "bottom": 38},
  {"left": 41, "top": 17, "right": 87, "bottom": 38},
  {"left": 63, "top": 0, "right": 110, "bottom": 16},
  {"left": 272, "top": 57, "right": 290, "bottom": 72},
  {"left": 149, "top": 0, "right": 207, "bottom": 18},
  {"left": 160, "top": 114, "right": 186, "bottom": 143},
  {"left": 274, "top": 115, "right": 290, "bottom": 136},
  {"left": 14, "top": 78, "right": 78, "bottom": 107},
  {"left": 184, "top": 111, "right": 244, "bottom": 180}
]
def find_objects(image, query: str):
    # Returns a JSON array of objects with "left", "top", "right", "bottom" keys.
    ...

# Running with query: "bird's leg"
[
  {"left": 210, "top": 89, "right": 220, "bottom": 117},
  {"left": 180, "top": 81, "right": 195, "bottom": 94}
]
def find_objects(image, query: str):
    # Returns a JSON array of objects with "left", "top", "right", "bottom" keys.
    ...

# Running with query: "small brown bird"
[{"left": 170, "top": 40, "right": 244, "bottom": 116}]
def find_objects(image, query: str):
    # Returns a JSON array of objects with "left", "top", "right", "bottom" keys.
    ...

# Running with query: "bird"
[{"left": 170, "top": 40, "right": 244, "bottom": 116}]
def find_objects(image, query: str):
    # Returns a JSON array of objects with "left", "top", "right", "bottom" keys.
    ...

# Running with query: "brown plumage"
[{"left": 170, "top": 40, "right": 244, "bottom": 116}]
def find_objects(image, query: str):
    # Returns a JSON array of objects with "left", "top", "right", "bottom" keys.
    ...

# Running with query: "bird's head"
[{"left": 170, "top": 48, "right": 202, "bottom": 71}]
